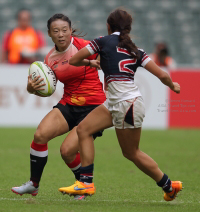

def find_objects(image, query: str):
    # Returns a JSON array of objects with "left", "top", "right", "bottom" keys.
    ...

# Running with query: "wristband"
[{"left": 87, "top": 60, "right": 90, "bottom": 66}]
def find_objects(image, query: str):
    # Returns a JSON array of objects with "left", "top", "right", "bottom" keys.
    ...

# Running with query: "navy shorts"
[{"left": 53, "top": 103, "right": 103, "bottom": 139}]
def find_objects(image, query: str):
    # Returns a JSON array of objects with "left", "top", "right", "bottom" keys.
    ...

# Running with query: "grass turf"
[{"left": 0, "top": 128, "right": 199, "bottom": 212}]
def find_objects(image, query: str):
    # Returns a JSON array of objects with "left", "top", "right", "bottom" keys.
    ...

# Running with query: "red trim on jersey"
[
  {"left": 67, "top": 153, "right": 81, "bottom": 168},
  {"left": 119, "top": 59, "right": 137, "bottom": 74},
  {"left": 89, "top": 42, "right": 97, "bottom": 53},
  {"left": 91, "top": 40, "right": 100, "bottom": 52},
  {"left": 117, "top": 47, "right": 131, "bottom": 56},
  {"left": 141, "top": 55, "right": 148, "bottom": 62},
  {"left": 31, "top": 141, "right": 48, "bottom": 151},
  {"left": 107, "top": 79, "right": 131, "bottom": 84}
]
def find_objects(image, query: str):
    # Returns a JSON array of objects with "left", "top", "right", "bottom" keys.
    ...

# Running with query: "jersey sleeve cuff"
[
  {"left": 141, "top": 57, "right": 151, "bottom": 67},
  {"left": 86, "top": 44, "right": 95, "bottom": 55}
]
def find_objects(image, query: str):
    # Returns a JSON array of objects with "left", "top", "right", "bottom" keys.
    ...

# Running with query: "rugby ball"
[{"left": 29, "top": 61, "right": 57, "bottom": 96}]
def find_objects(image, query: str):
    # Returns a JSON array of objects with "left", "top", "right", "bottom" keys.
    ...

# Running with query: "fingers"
[
  {"left": 27, "top": 74, "right": 46, "bottom": 92},
  {"left": 97, "top": 65, "right": 101, "bottom": 69},
  {"left": 34, "top": 83, "right": 46, "bottom": 89},
  {"left": 33, "top": 76, "right": 41, "bottom": 83},
  {"left": 172, "top": 82, "right": 180, "bottom": 93},
  {"left": 31, "top": 76, "right": 46, "bottom": 85}
]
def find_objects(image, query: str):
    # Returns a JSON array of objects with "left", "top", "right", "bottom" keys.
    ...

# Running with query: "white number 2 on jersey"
[{"left": 117, "top": 47, "right": 136, "bottom": 74}]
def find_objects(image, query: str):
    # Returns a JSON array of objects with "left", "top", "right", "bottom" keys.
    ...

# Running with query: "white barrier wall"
[
  {"left": 134, "top": 68, "right": 168, "bottom": 129},
  {"left": 0, "top": 65, "right": 167, "bottom": 128}
]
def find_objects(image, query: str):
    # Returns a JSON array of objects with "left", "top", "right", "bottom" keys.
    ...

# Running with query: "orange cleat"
[
  {"left": 59, "top": 180, "right": 96, "bottom": 196},
  {"left": 164, "top": 181, "right": 183, "bottom": 201}
]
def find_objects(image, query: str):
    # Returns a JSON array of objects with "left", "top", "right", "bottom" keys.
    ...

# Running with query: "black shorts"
[{"left": 53, "top": 103, "right": 103, "bottom": 139}]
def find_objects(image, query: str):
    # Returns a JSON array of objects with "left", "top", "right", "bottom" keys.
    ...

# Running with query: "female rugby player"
[
  {"left": 59, "top": 9, "right": 182, "bottom": 201},
  {"left": 11, "top": 14, "right": 106, "bottom": 199}
]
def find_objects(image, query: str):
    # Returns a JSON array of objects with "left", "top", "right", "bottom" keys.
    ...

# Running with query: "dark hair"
[
  {"left": 155, "top": 42, "right": 169, "bottom": 56},
  {"left": 107, "top": 9, "right": 139, "bottom": 59},
  {"left": 16, "top": 8, "right": 31, "bottom": 19},
  {"left": 47, "top": 13, "right": 84, "bottom": 37}
]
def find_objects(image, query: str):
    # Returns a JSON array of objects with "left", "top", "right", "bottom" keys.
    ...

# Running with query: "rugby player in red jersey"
[{"left": 11, "top": 14, "right": 106, "bottom": 200}]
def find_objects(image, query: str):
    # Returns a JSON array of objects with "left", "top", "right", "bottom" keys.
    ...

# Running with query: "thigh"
[
  {"left": 75, "top": 105, "right": 104, "bottom": 139},
  {"left": 115, "top": 127, "right": 141, "bottom": 155},
  {"left": 36, "top": 108, "right": 69, "bottom": 142},
  {"left": 78, "top": 104, "right": 113, "bottom": 135}
]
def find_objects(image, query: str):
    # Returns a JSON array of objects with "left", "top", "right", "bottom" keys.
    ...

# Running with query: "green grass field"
[{"left": 0, "top": 128, "right": 200, "bottom": 212}]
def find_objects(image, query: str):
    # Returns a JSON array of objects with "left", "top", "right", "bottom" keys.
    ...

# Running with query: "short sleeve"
[
  {"left": 86, "top": 37, "right": 102, "bottom": 55},
  {"left": 138, "top": 48, "right": 151, "bottom": 67}
]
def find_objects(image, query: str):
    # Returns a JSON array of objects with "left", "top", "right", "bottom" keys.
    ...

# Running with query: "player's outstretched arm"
[
  {"left": 69, "top": 47, "right": 100, "bottom": 69},
  {"left": 69, "top": 47, "right": 91, "bottom": 66},
  {"left": 144, "top": 60, "right": 180, "bottom": 94}
]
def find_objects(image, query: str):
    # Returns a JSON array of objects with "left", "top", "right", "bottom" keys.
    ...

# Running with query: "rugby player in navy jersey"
[{"left": 59, "top": 9, "right": 182, "bottom": 201}]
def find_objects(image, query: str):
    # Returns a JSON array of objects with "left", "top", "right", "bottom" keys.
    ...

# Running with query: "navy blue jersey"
[
  {"left": 86, "top": 32, "right": 151, "bottom": 84},
  {"left": 86, "top": 32, "right": 151, "bottom": 105}
]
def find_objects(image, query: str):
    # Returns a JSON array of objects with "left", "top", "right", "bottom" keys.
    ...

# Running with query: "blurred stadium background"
[{"left": 0, "top": 0, "right": 200, "bottom": 65}]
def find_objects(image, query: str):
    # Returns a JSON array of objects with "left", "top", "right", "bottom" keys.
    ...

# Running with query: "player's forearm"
[
  {"left": 69, "top": 47, "right": 92, "bottom": 67},
  {"left": 159, "top": 72, "right": 174, "bottom": 90},
  {"left": 69, "top": 58, "right": 90, "bottom": 67}
]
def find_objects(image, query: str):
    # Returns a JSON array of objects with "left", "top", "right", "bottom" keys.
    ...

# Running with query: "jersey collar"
[
  {"left": 111, "top": 32, "right": 120, "bottom": 35},
  {"left": 55, "top": 37, "right": 73, "bottom": 53}
]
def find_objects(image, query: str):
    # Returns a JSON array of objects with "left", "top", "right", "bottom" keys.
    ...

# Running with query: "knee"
[
  {"left": 60, "top": 144, "right": 67, "bottom": 157},
  {"left": 60, "top": 144, "right": 73, "bottom": 162},
  {"left": 34, "top": 129, "right": 47, "bottom": 144},
  {"left": 122, "top": 149, "right": 139, "bottom": 163},
  {"left": 77, "top": 122, "right": 86, "bottom": 138}
]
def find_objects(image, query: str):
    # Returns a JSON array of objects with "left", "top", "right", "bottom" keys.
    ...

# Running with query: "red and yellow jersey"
[{"left": 44, "top": 36, "right": 106, "bottom": 106}]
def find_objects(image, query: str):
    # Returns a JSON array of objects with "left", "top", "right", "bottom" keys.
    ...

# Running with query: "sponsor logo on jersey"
[{"left": 62, "top": 59, "right": 69, "bottom": 65}]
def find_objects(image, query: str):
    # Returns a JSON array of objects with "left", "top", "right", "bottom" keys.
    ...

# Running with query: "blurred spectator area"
[{"left": 0, "top": 0, "right": 199, "bottom": 65}]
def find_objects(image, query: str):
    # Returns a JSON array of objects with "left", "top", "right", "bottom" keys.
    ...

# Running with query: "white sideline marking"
[{"left": 0, "top": 197, "right": 199, "bottom": 204}]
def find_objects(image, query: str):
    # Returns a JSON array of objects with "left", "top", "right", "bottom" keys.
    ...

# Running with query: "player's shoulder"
[
  {"left": 137, "top": 47, "right": 148, "bottom": 57},
  {"left": 137, "top": 47, "right": 146, "bottom": 53},
  {"left": 95, "top": 35, "right": 108, "bottom": 41},
  {"left": 44, "top": 46, "right": 56, "bottom": 64},
  {"left": 92, "top": 35, "right": 111, "bottom": 46},
  {"left": 72, "top": 36, "right": 90, "bottom": 49}
]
